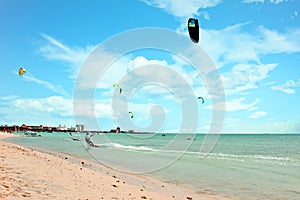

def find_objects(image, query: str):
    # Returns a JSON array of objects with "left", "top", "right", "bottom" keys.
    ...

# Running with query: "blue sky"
[{"left": 0, "top": 0, "right": 299, "bottom": 133}]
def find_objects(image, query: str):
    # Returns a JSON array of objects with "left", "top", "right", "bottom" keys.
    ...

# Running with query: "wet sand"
[{"left": 0, "top": 133, "right": 224, "bottom": 200}]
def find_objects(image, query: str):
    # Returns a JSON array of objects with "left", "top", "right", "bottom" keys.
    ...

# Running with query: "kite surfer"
[{"left": 85, "top": 132, "right": 96, "bottom": 147}]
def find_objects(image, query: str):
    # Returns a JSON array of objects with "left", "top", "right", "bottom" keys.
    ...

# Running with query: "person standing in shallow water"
[{"left": 85, "top": 132, "right": 95, "bottom": 147}]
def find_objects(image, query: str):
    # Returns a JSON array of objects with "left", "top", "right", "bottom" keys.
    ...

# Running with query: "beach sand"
[{"left": 0, "top": 133, "right": 224, "bottom": 200}]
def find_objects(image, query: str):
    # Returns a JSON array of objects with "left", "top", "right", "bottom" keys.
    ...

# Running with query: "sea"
[{"left": 6, "top": 132, "right": 300, "bottom": 200}]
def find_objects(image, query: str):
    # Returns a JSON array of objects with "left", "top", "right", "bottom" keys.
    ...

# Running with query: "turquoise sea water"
[{"left": 7, "top": 132, "right": 300, "bottom": 200}]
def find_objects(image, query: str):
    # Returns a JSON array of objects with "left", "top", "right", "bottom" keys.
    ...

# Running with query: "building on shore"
[
  {"left": 57, "top": 124, "right": 67, "bottom": 131},
  {"left": 109, "top": 127, "right": 121, "bottom": 133},
  {"left": 0, "top": 124, "right": 79, "bottom": 133},
  {"left": 68, "top": 126, "right": 77, "bottom": 132},
  {"left": 76, "top": 124, "right": 84, "bottom": 132}
]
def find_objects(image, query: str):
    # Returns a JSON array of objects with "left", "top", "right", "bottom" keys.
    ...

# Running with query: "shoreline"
[{"left": 0, "top": 132, "right": 225, "bottom": 200}]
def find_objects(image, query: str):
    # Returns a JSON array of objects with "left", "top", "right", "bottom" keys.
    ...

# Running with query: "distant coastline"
[
  {"left": 2, "top": 124, "right": 298, "bottom": 135},
  {"left": 0, "top": 124, "right": 153, "bottom": 134}
]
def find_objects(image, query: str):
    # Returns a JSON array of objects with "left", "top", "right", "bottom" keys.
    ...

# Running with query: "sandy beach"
[{"left": 0, "top": 133, "right": 224, "bottom": 200}]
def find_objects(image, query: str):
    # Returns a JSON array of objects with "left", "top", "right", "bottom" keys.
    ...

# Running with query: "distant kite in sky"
[
  {"left": 113, "top": 83, "right": 122, "bottom": 94},
  {"left": 198, "top": 97, "right": 204, "bottom": 104},
  {"left": 128, "top": 111, "right": 134, "bottom": 118},
  {"left": 19, "top": 67, "right": 26, "bottom": 76},
  {"left": 188, "top": 18, "right": 199, "bottom": 43}
]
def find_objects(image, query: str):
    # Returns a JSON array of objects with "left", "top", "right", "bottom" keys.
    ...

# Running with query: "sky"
[{"left": 0, "top": 0, "right": 300, "bottom": 133}]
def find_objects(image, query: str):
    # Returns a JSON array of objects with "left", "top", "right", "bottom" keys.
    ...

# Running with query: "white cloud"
[
  {"left": 74, "top": 100, "right": 112, "bottom": 118},
  {"left": 13, "top": 96, "right": 73, "bottom": 116},
  {"left": 200, "top": 22, "right": 259, "bottom": 66},
  {"left": 76, "top": 52, "right": 170, "bottom": 91},
  {"left": 0, "top": 95, "right": 18, "bottom": 101},
  {"left": 291, "top": 11, "right": 298, "bottom": 19},
  {"left": 95, "top": 55, "right": 203, "bottom": 98},
  {"left": 271, "top": 78, "right": 300, "bottom": 94},
  {"left": 0, "top": 95, "right": 118, "bottom": 127},
  {"left": 119, "top": 59, "right": 197, "bottom": 100},
  {"left": 39, "top": 33, "right": 95, "bottom": 79},
  {"left": 242, "top": 0, "right": 265, "bottom": 3},
  {"left": 13, "top": 70, "right": 67, "bottom": 96},
  {"left": 226, "top": 97, "right": 260, "bottom": 111},
  {"left": 141, "top": 0, "right": 221, "bottom": 18},
  {"left": 92, "top": 55, "right": 170, "bottom": 90},
  {"left": 221, "top": 63, "right": 277, "bottom": 95},
  {"left": 128, "top": 56, "right": 168, "bottom": 67},
  {"left": 22, "top": 73, "right": 67, "bottom": 96},
  {"left": 211, "top": 97, "right": 260, "bottom": 112},
  {"left": 269, "top": 0, "right": 285, "bottom": 3},
  {"left": 257, "top": 26, "right": 300, "bottom": 54},
  {"left": 249, "top": 111, "right": 266, "bottom": 119},
  {"left": 242, "top": 0, "right": 289, "bottom": 4},
  {"left": 201, "top": 11, "right": 210, "bottom": 20},
  {"left": 200, "top": 24, "right": 300, "bottom": 67},
  {"left": 0, "top": 96, "right": 75, "bottom": 126}
]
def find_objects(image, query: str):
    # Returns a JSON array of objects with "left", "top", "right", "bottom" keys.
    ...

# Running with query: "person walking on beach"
[{"left": 85, "top": 132, "right": 96, "bottom": 147}]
